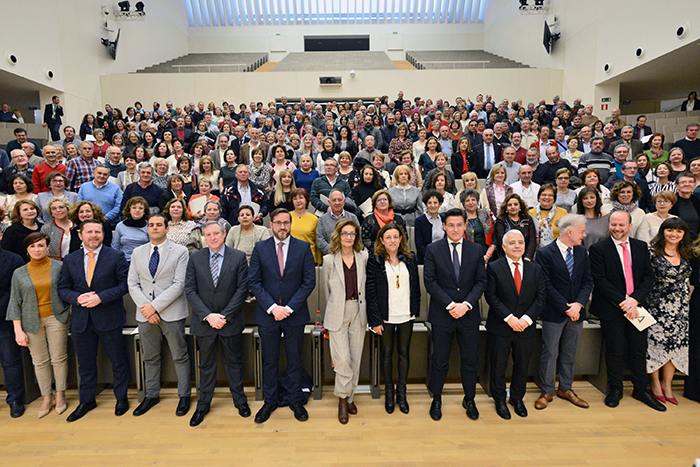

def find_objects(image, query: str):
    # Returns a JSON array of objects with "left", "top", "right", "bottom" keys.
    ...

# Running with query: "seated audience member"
[
  {"left": 225, "top": 205, "right": 271, "bottom": 263},
  {"left": 1, "top": 174, "right": 37, "bottom": 226},
  {"left": 510, "top": 164, "right": 540, "bottom": 209},
  {"left": 220, "top": 164, "right": 269, "bottom": 225},
  {"left": 104, "top": 145, "right": 126, "bottom": 179},
  {"left": 461, "top": 188, "right": 496, "bottom": 262},
  {"left": 65, "top": 142, "right": 100, "bottom": 192},
  {"left": 77, "top": 165, "right": 122, "bottom": 226},
  {"left": 431, "top": 173, "right": 455, "bottom": 212},
  {"left": 397, "top": 150, "right": 423, "bottom": 189},
  {"left": 418, "top": 137, "right": 441, "bottom": 178},
  {"left": 361, "top": 190, "right": 409, "bottom": 254},
  {"left": 113, "top": 196, "right": 150, "bottom": 262},
  {"left": 316, "top": 189, "right": 360, "bottom": 256},
  {"left": 637, "top": 191, "right": 678, "bottom": 245},
  {"left": 152, "top": 158, "right": 171, "bottom": 190},
  {"left": 601, "top": 180, "right": 646, "bottom": 239},
  {"left": 267, "top": 169, "right": 296, "bottom": 212},
  {"left": 1, "top": 150, "right": 34, "bottom": 195},
  {"left": 40, "top": 198, "right": 74, "bottom": 260},
  {"left": 575, "top": 168, "right": 611, "bottom": 207},
  {"left": 158, "top": 174, "right": 190, "bottom": 212},
  {"left": 122, "top": 163, "right": 165, "bottom": 215},
  {"left": 493, "top": 193, "right": 537, "bottom": 261},
  {"left": 644, "top": 133, "right": 668, "bottom": 169},
  {"left": 423, "top": 153, "right": 456, "bottom": 195},
  {"left": 529, "top": 184, "right": 568, "bottom": 248},
  {"left": 576, "top": 186, "right": 610, "bottom": 248},
  {"left": 292, "top": 154, "right": 320, "bottom": 194},
  {"left": 668, "top": 148, "right": 688, "bottom": 181},
  {"left": 162, "top": 198, "right": 196, "bottom": 247},
  {"left": 186, "top": 200, "right": 231, "bottom": 253},
  {"left": 117, "top": 153, "right": 140, "bottom": 191},
  {"left": 35, "top": 172, "right": 78, "bottom": 225},
  {"left": 32, "top": 145, "right": 65, "bottom": 194},
  {"left": 389, "top": 165, "right": 424, "bottom": 227},
  {"left": 553, "top": 168, "right": 577, "bottom": 212},
  {"left": 493, "top": 146, "right": 522, "bottom": 185},
  {"left": 310, "top": 157, "right": 353, "bottom": 213},
  {"left": 414, "top": 190, "right": 445, "bottom": 264},
  {"left": 670, "top": 172, "right": 700, "bottom": 240},
  {"left": 608, "top": 125, "right": 644, "bottom": 158},
  {"left": 188, "top": 177, "right": 220, "bottom": 222},
  {"left": 1, "top": 200, "right": 43, "bottom": 262},
  {"left": 577, "top": 136, "right": 615, "bottom": 182},
  {"left": 352, "top": 165, "right": 384, "bottom": 214},
  {"left": 289, "top": 188, "right": 322, "bottom": 264},
  {"left": 480, "top": 165, "right": 512, "bottom": 218},
  {"left": 672, "top": 123, "right": 700, "bottom": 161},
  {"left": 533, "top": 146, "right": 574, "bottom": 186},
  {"left": 68, "top": 201, "right": 113, "bottom": 253}
]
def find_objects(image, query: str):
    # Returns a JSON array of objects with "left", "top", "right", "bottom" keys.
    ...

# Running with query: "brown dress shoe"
[
  {"left": 338, "top": 398, "right": 349, "bottom": 424},
  {"left": 347, "top": 401, "right": 357, "bottom": 415},
  {"left": 557, "top": 390, "right": 589, "bottom": 408},
  {"left": 535, "top": 393, "right": 553, "bottom": 410}
]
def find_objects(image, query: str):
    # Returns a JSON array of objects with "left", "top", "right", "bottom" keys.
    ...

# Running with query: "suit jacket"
[
  {"left": 128, "top": 240, "right": 190, "bottom": 323},
  {"left": 184, "top": 246, "right": 249, "bottom": 337},
  {"left": 450, "top": 151, "right": 478, "bottom": 178},
  {"left": 0, "top": 248, "right": 27, "bottom": 333},
  {"left": 588, "top": 237, "right": 654, "bottom": 321},
  {"left": 608, "top": 138, "right": 644, "bottom": 157},
  {"left": 633, "top": 125, "right": 653, "bottom": 140},
  {"left": 230, "top": 136, "right": 251, "bottom": 159},
  {"left": 484, "top": 257, "right": 546, "bottom": 338},
  {"left": 534, "top": 242, "right": 593, "bottom": 323},
  {"left": 414, "top": 212, "right": 445, "bottom": 265},
  {"left": 322, "top": 250, "right": 368, "bottom": 332},
  {"left": 472, "top": 142, "right": 503, "bottom": 178},
  {"left": 238, "top": 141, "right": 270, "bottom": 165},
  {"left": 249, "top": 236, "right": 316, "bottom": 328},
  {"left": 424, "top": 237, "right": 487, "bottom": 328},
  {"left": 44, "top": 103, "right": 63, "bottom": 124},
  {"left": 58, "top": 246, "right": 129, "bottom": 334}
]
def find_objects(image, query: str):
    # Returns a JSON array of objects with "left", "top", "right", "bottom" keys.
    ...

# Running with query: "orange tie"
[{"left": 86, "top": 252, "right": 96, "bottom": 287}]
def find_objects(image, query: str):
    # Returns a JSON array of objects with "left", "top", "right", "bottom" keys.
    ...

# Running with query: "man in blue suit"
[
  {"left": 58, "top": 220, "right": 131, "bottom": 422},
  {"left": 534, "top": 214, "right": 593, "bottom": 410},
  {"left": 0, "top": 246, "right": 26, "bottom": 418},
  {"left": 249, "top": 208, "right": 316, "bottom": 423}
]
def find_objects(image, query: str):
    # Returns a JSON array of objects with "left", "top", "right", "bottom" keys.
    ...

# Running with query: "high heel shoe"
[
  {"left": 652, "top": 392, "right": 666, "bottom": 403},
  {"left": 662, "top": 388, "right": 678, "bottom": 406},
  {"left": 38, "top": 396, "right": 55, "bottom": 419}
]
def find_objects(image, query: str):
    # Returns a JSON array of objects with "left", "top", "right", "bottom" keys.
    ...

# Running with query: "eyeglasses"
[
  {"left": 340, "top": 232, "right": 357, "bottom": 237},
  {"left": 272, "top": 221, "right": 291, "bottom": 227},
  {"left": 376, "top": 198, "right": 389, "bottom": 202}
]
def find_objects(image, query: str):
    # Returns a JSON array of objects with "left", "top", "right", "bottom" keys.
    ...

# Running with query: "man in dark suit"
[
  {"left": 173, "top": 116, "right": 195, "bottom": 152},
  {"left": 229, "top": 126, "right": 250, "bottom": 160},
  {"left": 424, "top": 209, "right": 487, "bottom": 421},
  {"left": 43, "top": 95, "right": 63, "bottom": 141},
  {"left": 534, "top": 214, "right": 594, "bottom": 410},
  {"left": 58, "top": 220, "right": 131, "bottom": 422},
  {"left": 632, "top": 116, "right": 652, "bottom": 141},
  {"left": 473, "top": 129, "right": 502, "bottom": 178},
  {"left": 185, "top": 221, "right": 251, "bottom": 427},
  {"left": 589, "top": 211, "right": 666, "bottom": 411},
  {"left": 608, "top": 125, "right": 644, "bottom": 158},
  {"left": 249, "top": 208, "right": 316, "bottom": 424},
  {"left": 532, "top": 145, "right": 573, "bottom": 186},
  {"left": 485, "top": 230, "right": 546, "bottom": 419}
]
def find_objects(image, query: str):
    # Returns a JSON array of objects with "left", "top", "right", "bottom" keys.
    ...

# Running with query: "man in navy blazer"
[
  {"left": 424, "top": 208, "right": 487, "bottom": 421},
  {"left": 58, "top": 220, "right": 131, "bottom": 422},
  {"left": 43, "top": 95, "right": 63, "bottom": 141},
  {"left": 589, "top": 211, "right": 666, "bottom": 411},
  {"left": 534, "top": 214, "right": 593, "bottom": 410},
  {"left": 249, "top": 208, "right": 316, "bottom": 423},
  {"left": 485, "top": 230, "right": 546, "bottom": 420}
]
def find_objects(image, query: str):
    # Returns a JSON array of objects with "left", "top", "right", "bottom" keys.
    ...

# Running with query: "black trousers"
[
  {"left": 380, "top": 321, "right": 413, "bottom": 386},
  {"left": 196, "top": 333, "right": 246, "bottom": 410},
  {"left": 600, "top": 314, "right": 649, "bottom": 392},
  {"left": 427, "top": 321, "right": 480, "bottom": 400},
  {"left": 488, "top": 332, "right": 535, "bottom": 403},
  {"left": 259, "top": 320, "right": 305, "bottom": 405}
]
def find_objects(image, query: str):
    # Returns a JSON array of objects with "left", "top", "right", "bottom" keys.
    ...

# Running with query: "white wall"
[
  {"left": 0, "top": 0, "right": 189, "bottom": 130},
  {"left": 188, "top": 24, "right": 485, "bottom": 61}
]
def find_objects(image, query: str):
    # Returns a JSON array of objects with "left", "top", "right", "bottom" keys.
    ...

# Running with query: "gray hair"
[
  {"left": 459, "top": 188, "right": 481, "bottom": 205},
  {"left": 201, "top": 220, "right": 224, "bottom": 233},
  {"left": 203, "top": 200, "right": 221, "bottom": 212},
  {"left": 557, "top": 214, "right": 586, "bottom": 235},
  {"left": 137, "top": 162, "right": 153, "bottom": 172},
  {"left": 502, "top": 229, "right": 525, "bottom": 243},
  {"left": 621, "top": 125, "right": 634, "bottom": 132}
]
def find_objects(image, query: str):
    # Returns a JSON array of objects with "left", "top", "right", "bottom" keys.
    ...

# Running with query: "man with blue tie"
[
  {"left": 58, "top": 220, "right": 131, "bottom": 422},
  {"left": 475, "top": 129, "right": 503, "bottom": 178},
  {"left": 249, "top": 208, "right": 316, "bottom": 423},
  {"left": 128, "top": 215, "right": 192, "bottom": 417},
  {"left": 534, "top": 214, "right": 594, "bottom": 410}
]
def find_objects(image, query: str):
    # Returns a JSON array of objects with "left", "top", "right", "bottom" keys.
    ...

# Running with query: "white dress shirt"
[{"left": 503, "top": 255, "right": 533, "bottom": 325}]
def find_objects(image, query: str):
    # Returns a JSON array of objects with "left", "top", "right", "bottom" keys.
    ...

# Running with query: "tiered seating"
[
  {"left": 0, "top": 123, "right": 49, "bottom": 150},
  {"left": 406, "top": 50, "right": 529, "bottom": 70},
  {"left": 270, "top": 52, "right": 397, "bottom": 72},
  {"left": 135, "top": 53, "right": 269, "bottom": 73},
  {"left": 620, "top": 110, "right": 700, "bottom": 150}
]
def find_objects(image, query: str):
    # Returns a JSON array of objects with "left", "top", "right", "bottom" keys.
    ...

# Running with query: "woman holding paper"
[{"left": 646, "top": 217, "right": 692, "bottom": 405}]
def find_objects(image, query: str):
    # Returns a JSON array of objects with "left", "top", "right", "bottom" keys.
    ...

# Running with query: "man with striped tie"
[{"left": 534, "top": 214, "right": 593, "bottom": 410}]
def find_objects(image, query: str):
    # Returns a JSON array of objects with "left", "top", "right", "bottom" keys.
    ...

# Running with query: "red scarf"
[{"left": 374, "top": 208, "right": 395, "bottom": 228}]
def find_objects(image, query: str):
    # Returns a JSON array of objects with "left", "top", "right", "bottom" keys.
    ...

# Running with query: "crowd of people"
[{"left": 1, "top": 92, "right": 700, "bottom": 426}]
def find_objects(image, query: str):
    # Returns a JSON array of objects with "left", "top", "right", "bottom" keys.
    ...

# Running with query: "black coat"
[{"left": 365, "top": 252, "right": 421, "bottom": 328}]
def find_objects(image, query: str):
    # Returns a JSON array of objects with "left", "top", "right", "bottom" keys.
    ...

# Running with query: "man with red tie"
[{"left": 485, "top": 230, "right": 546, "bottom": 420}]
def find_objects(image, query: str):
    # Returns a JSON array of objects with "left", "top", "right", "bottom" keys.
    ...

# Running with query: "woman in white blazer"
[{"left": 322, "top": 218, "right": 368, "bottom": 425}]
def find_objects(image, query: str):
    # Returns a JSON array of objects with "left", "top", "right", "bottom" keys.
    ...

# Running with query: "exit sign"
[{"left": 601, "top": 97, "right": 612, "bottom": 103}]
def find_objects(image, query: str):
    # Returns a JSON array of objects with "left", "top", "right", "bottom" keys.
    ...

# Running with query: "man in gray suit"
[
  {"left": 128, "top": 215, "right": 192, "bottom": 417},
  {"left": 185, "top": 221, "right": 251, "bottom": 427}
]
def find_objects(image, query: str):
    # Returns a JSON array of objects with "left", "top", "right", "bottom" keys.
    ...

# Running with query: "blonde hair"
[{"left": 274, "top": 169, "right": 296, "bottom": 206}]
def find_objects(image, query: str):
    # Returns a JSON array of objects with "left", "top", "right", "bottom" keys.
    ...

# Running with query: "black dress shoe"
[
  {"left": 429, "top": 399, "right": 442, "bottom": 421},
  {"left": 605, "top": 388, "right": 624, "bottom": 408},
  {"left": 189, "top": 408, "right": 209, "bottom": 427},
  {"left": 289, "top": 402, "right": 309, "bottom": 421},
  {"left": 509, "top": 398, "right": 528, "bottom": 418},
  {"left": 632, "top": 389, "right": 667, "bottom": 412},
  {"left": 494, "top": 400, "right": 511, "bottom": 420},
  {"left": 133, "top": 396, "right": 160, "bottom": 416},
  {"left": 463, "top": 398, "right": 479, "bottom": 420},
  {"left": 254, "top": 402, "right": 278, "bottom": 424},
  {"left": 66, "top": 401, "right": 97, "bottom": 422},
  {"left": 176, "top": 397, "right": 191, "bottom": 417},
  {"left": 9, "top": 401, "right": 25, "bottom": 418},
  {"left": 115, "top": 399, "right": 129, "bottom": 416},
  {"left": 236, "top": 402, "right": 251, "bottom": 418}
]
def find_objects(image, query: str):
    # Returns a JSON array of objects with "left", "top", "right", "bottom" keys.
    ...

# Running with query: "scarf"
[
  {"left": 123, "top": 218, "right": 147, "bottom": 228},
  {"left": 464, "top": 208, "right": 492, "bottom": 242},
  {"left": 535, "top": 206, "right": 557, "bottom": 247},
  {"left": 612, "top": 201, "right": 636, "bottom": 213},
  {"left": 374, "top": 209, "right": 395, "bottom": 228}
]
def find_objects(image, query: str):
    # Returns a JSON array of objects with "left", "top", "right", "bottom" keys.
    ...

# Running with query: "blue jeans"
[{"left": 0, "top": 330, "right": 25, "bottom": 404}]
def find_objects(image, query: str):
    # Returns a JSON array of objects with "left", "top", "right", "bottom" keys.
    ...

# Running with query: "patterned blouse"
[{"left": 167, "top": 220, "right": 196, "bottom": 246}]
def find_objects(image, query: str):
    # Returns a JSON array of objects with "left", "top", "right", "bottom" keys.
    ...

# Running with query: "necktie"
[
  {"left": 513, "top": 262, "right": 522, "bottom": 295},
  {"left": 565, "top": 247, "right": 574, "bottom": 279},
  {"left": 485, "top": 145, "right": 492, "bottom": 170},
  {"left": 452, "top": 242, "right": 460, "bottom": 279},
  {"left": 620, "top": 241, "right": 634, "bottom": 295},
  {"left": 278, "top": 242, "right": 285, "bottom": 276},
  {"left": 86, "top": 252, "right": 96, "bottom": 287},
  {"left": 149, "top": 246, "right": 159, "bottom": 278},
  {"left": 211, "top": 252, "right": 220, "bottom": 288}
]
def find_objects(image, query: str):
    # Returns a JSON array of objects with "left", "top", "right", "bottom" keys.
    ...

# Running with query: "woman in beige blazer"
[{"left": 323, "top": 218, "right": 368, "bottom": 425}]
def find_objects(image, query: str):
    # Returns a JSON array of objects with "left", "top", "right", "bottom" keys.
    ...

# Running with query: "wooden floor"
[
  {"left": 254, "top": 62, "right": 278, "bottom": 72},
  {"left": 393, "top": 60, "right": 417, "bottom": 70},
  {"left": 2, "top": 381, "right": 700, "bottom": 467}
]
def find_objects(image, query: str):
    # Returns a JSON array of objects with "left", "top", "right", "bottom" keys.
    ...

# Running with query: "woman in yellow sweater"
[{"left": 290, "top": 188, "right": 322, "bottom": 264}]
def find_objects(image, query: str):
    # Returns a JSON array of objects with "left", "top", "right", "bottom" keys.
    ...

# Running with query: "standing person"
[
  {"left": 128, "top": 215, "right": 192, "bottom": 418},
  {"left": 322, "top": 219, "right": 368, "bottom": 424},
  {"left": 289, "top": 188, "right": 321, "bottom": 264},
  {"left": 588, "top": 211, "right": 666, "bottom": 411},
  {"left": 1, "top": 200, "right": 43, "bottom": 262},
  {"left": 249, "top": 208, "right": 316, "bottom": 424},
  {"left": 8, "top": 232, "right": 70, "bottom": 418},
  {"left": 424, "top": 209, "right": 487, "bottom": 421},
  {"left": 534, "top": 215, "right": 594, "bottom": 410},
  {"left": 366, "top": 224, "right": 420, "bottom": 415},
  {"left": 485, "top": 230, "right": 546, "bottom": 419},
  {"left": 184, "top": 221, "right": 251, "bottom": 426},
  {"left": 414, "top": 190, "right": 445, "bottom": 265},
  {"left": 646, "top": 218, "right": 691, "bottom": 405},
  {"left": 43, "top": 96, "right": 63, "bottom": 141},
  {"left": 58, "top": 220, "right": 131, "bottom": 422},
  {"left": 40, "top": 198, "right": 74, "bottom": 260},
  {"left": 0, "top": 245, "right": 27, "bottom": 418}
]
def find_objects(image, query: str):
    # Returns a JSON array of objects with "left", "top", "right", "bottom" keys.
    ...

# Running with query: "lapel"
[
  {"left": 503, "top": 258, "right": 520, "bottom": 299},
  {"left": 439, "top": 238, "right": 459, "bottom": 284},
  {"left": 551, "top": 244, "right": 572, "bottom": 284},
  {"left": 333, "top": 253, "right": 347, "bottom": 290},
  {"left": 153, "top": 241, "right": 172, "bottom": 281},
  {"left": 605, "top": 237, "right": 625, "bottom": 279},
  {"left": 218, "top": 247, "right": 233, "bottom": 288},
  {"left": 269, "top": 237, "right": 283, "bottom": 279}
]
